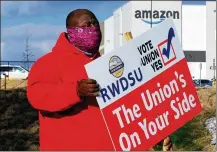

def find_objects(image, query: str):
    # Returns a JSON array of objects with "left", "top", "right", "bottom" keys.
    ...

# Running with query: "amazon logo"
[{"left": 135, "top": 10, "right": 180, "bottom": 25}]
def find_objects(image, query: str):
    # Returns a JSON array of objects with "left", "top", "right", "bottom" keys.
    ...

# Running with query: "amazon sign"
[
  {"left": 131, "top": 1, "right": 182, "bottom": 46},
  {"left": 135, "top": 10, "right": 180, "bottom": 25}
]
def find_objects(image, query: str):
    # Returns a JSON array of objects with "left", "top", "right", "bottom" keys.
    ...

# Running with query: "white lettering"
[
  {"left": 170, "top": 92, "right": 197, "bottom": 120},
  {"left": 119, "top": 133, "right": 131, "bottom": 151},
  {"left": 141, "top": 80, "right": 180, "bottom": 111},
  {"left": 189, "top": 94, "right": 196, "bottom": 107},
  {"left": 141, "top": 91, "right": 153, "bottom": 111},
  {"left": 149, "top": 121, "right": 157, "bottom": 135},
  {"left": 138, "top": 112, "right": 170, "bottom": 139},
  {"left": 130, "top": 132, "right": 141, "bottom": 148},
  {"left": 170, "top": 97, "right": 180, "bottom": 119},
  {"left": 113, "top": 104, "right": 142, "bottom": 129},
  {"left": 138, "top": 118, "right": 150, "bottom": 139},
  {"left": 113, "top": 107, "right": 124, "bottom": 128}
]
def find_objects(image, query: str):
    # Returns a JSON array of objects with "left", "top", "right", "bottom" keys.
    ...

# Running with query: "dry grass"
[
  {"left": 0, "top": 87, "right": 216, "bottom": 151},
  {"left": 0, "top": 79, "right": 27, "bottom": 90}
]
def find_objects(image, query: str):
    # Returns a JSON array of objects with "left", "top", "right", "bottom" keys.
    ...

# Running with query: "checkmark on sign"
[
  {"left": 157, "top": 27, "right": 177, "bottom": 66},
  {"left": 162, "top": 28, "right": 175, "bottom": 59}
]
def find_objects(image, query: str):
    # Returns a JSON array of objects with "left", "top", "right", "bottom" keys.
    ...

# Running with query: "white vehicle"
[{"left": 0, "top": 65, "right": 29, "bottom": 79}]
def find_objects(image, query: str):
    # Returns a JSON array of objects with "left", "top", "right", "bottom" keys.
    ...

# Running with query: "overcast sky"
[{"left": 1, "top": 1, "right": 208, "bottom": 61}]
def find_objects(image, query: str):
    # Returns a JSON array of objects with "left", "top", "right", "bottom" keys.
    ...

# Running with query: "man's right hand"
[{"left": 77, "top": 79, "right": 100, "bottom": 97}]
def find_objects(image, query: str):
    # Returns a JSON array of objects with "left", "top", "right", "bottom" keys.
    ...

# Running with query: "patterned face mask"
[{"left": 67, "top": 26, "right": 102, "bottom": 56}]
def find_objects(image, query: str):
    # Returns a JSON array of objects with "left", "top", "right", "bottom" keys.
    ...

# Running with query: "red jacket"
[{"left": 27, "top": 32, "right": 114, "bottom": 150}]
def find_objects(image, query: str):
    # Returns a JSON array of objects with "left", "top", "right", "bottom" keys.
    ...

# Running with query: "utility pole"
[{"left": 22, "top": 33, "right": 34, "bottom": 70}]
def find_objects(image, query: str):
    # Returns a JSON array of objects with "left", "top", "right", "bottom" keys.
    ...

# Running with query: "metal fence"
[
  {"left": 0, "top": 61, "right": 35, "bottom": 90},
  {"left": 0, "top": 61, "right": 35, "bottom": 71}
]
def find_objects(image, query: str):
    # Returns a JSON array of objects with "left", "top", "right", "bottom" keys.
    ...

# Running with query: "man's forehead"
[
  {"left": 67, "top": 9, "right": 97, "bottom": 27},
  {"left": 75, "top": 10, "right": 95, "bottom": 19}
]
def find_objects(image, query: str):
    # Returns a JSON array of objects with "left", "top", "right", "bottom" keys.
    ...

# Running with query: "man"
[
  {"left": 27, "top": 9, "right": 113, "bottom": 150},
  {"left": 27, "top": 9, "right": 172, "bottom": 151}
]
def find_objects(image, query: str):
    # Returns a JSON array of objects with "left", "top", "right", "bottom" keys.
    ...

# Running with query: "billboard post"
[{"left": 213, "top": 59, "right": 216, "bottom": 79}]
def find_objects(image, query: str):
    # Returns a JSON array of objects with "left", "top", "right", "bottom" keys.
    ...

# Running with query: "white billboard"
[
  {"left": 121, "top": 2, "right": 133, "bottom": 45},
  {"left": 132, "top": 1, "right": 182, "bottom": 43},
  {"left": 132, "top": 1, "right": 152, "bottom": 38},
  {"left": 206, "top": 1, "right": 216, "bottom": 80},
  {"left": 182, "top": 5, "right": 206, "bottom": 51},
  {"left": 104, "top": 16, "right": 115, "bottom": 54},
  {"left": 104, "top": 1, "right": 182, "bottom": 54},
  {"left": 114, "top": 8, "right": 123, "bottom": 48}
]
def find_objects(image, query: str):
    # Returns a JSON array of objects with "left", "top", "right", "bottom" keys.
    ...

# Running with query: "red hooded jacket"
[{"left": 27, "top": 33, "right": 114, "bottom": 150}]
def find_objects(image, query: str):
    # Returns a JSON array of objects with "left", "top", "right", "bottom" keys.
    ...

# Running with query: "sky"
[
  {"left": 1, "top": 1, "right": 208, "bottom": 61},
  {"left": 1, "top": 1, "right": 127, "bottom": 61}
]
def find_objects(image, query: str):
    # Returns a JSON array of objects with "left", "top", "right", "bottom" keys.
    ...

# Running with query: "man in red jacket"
[
  {"left": 27, "top": 8, "right": 173, "bottom": 151},
  {"left": 27, "top": 9, "right": 114, "bottom": 150}
]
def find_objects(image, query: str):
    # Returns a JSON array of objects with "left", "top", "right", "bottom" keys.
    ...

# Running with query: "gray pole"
[
  {"left": 213, "top": 59, "right": 215, "bottom": 79},
  {"left": 151, "top": 0, "right": 152, "bottom": 28},
  {"left": 199, "top": 63, "right": 202, "bottom": 87}
]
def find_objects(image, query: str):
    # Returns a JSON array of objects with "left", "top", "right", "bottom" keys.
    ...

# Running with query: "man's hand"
[{"left": 77, "top": 79, "right": 100, "bottom": 97}]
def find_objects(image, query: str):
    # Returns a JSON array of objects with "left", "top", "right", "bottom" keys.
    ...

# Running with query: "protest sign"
[{"left": 85, "top": 18, "right": 202, "bottom": 151}]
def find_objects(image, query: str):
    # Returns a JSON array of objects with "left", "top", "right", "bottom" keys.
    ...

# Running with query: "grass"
[
  {"left": 154, "top": 87, "right": 216, "bottom": 151},
  {"left": 170, "top": 107, "right": 215, "bottom": 151},
  {"left": 0, "top": 89, "right": 39, "bottom": 151},
  {"left": 0, "top": 87, "right": 216, "bottom": 151}
]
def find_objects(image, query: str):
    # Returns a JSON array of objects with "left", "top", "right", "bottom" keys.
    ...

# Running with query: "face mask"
[{"left": 67, "top": 26, "right": 102, "bottom": 56}]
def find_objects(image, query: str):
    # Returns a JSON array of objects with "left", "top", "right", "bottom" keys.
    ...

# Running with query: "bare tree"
[{"left": 22, "top": 33, "right": 34, "bottom": 70}]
